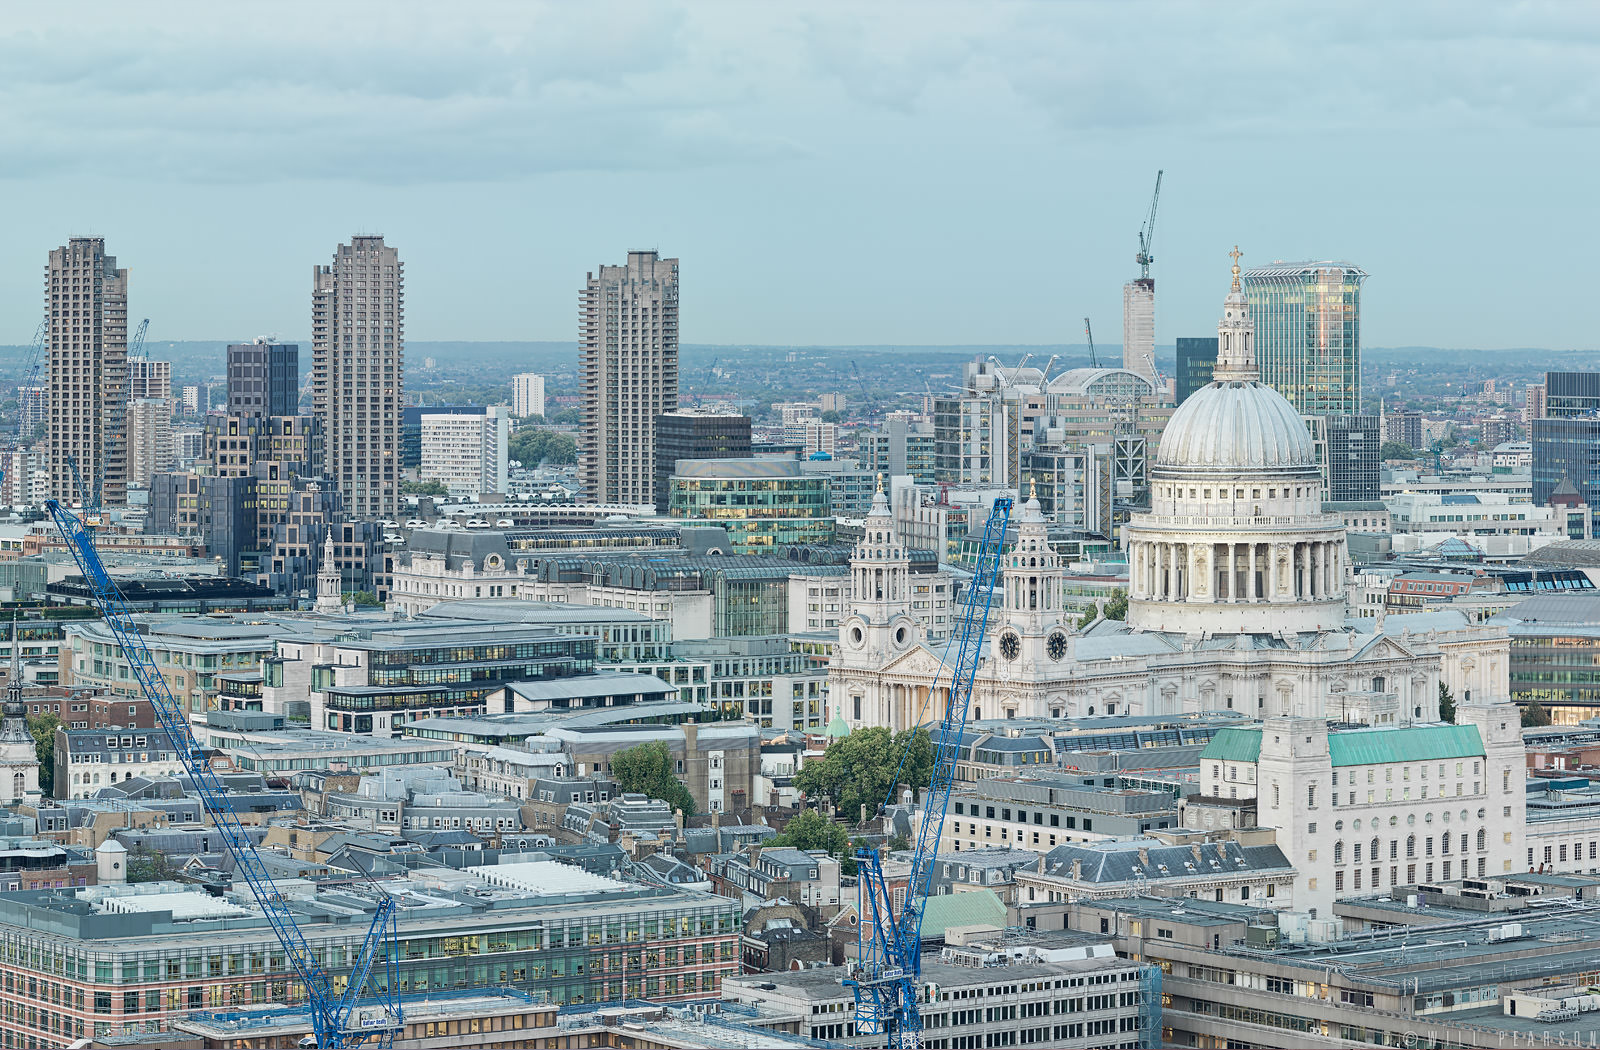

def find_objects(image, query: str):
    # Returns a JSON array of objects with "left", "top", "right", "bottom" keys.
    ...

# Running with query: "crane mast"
[
  {"left": 848, "top": 496, "right": 1013, "bottom": 1047},
  {"left": 1084, "top": 317, "right": 1098, "bottom": 368},
  {"left": 47, "top": 499, "right": 403, "bottom": 1048}
]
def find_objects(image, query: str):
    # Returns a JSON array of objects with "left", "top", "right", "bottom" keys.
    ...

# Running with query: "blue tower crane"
[
  {"left": 47, "top": 498, "right": 404, "bottom": 1049},
  {"left": 847, "top": 495, "right": 1013, "bottom": 1048}
]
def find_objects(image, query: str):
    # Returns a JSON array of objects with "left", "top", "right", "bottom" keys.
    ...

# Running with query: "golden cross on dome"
[{"left": 1229, "top": 245, "right": 1243, "bottom": 291}]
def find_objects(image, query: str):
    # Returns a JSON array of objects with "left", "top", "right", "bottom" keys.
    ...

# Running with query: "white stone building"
[
  {"left": 832, "top": 258, "right": 1512, "bottom": 732},
  {"left": 1200, "top": 703, "right": 1526, "bottom": 917}
]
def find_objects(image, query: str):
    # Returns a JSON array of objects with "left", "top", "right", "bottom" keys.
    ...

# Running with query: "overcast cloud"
[{"left": 1, "top": 1, "right": 1596, "bottom": 348}]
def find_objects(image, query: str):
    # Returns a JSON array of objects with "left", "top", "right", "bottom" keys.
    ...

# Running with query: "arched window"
[
  {"left": 1476, "top": 829, "right": 1486, "bottom": 851},
  {"left": 1333, "top": 841, "right": 1344, "bottom": 863},
  {"left": 1406, "top": 834, "right": 1416, "bottom": 858},
  {"left": 1372, "top": 838, "right": 1381, "bottom": 863}
]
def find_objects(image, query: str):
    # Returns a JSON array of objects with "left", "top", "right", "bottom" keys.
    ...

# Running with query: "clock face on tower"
[
  {"left": 1047, "top": 631, "right": 1068, "bottom": 661},
  {"left": 999, "top": 632, "right": 1020, "bottom": 661}
]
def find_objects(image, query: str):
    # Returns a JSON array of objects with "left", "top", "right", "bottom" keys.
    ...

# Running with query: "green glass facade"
[
  {"left": 667, "top": 459, "right": 833, "bottom": 554},
  {"left": 1174, "top": 337, "right": 1218, "bottom": 405},
  {"left": 1510, "top": 631, "right": 1600, "bottom": 724},
  {"left": 1243, "top": 262, "right": 1367, "bottom": 416}
]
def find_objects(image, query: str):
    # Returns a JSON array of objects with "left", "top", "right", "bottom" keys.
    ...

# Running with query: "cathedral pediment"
[
  {"left": 1351, "top": 634, "right": 1418, "bottom": 662},
  {"left": 878, "top": 645, "right": 946, "bottom": 678}
]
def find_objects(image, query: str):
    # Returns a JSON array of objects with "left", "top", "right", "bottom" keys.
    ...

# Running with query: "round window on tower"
[
  {"left": 849, "top": 625, "right": 864, "bottom": 648},
  {"left": 894, "top": 626, "right": 908, "bottom": 647}
]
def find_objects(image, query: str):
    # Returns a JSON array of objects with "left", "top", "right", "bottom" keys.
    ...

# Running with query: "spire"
[
  {"left": 1212, "top": 246, "right": 1258, "bottom": 383},
  {"left": 4, "top": 616, "right": 21, "bottom": 715},
  {"left": 314, "top": 525, "right": 344, "bottom": 614}
]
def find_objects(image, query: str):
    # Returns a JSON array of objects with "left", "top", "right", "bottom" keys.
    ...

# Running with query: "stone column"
[{"left": 1248, "top": 544, "right": 1259, "bottom": 601}]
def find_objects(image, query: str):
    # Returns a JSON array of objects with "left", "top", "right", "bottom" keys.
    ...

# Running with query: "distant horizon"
[{"left": 4, "top": 5, "right": 1600, "bottom": 348}]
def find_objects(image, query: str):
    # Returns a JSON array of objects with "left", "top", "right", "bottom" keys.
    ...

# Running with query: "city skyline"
[{"left": 2, "top": 2, "right": 1598, "bottom": 350}]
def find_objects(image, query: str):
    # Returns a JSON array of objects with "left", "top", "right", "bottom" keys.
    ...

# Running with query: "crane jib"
[{"left": 47, "top": 500, "right": 403, "bottom": 1049}]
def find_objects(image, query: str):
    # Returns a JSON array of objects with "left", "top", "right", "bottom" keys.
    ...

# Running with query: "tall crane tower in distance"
[{"left": 1122, "top": 170, "right": 1163, "bottom": 387}]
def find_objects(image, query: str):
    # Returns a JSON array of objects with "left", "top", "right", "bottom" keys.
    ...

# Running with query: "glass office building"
[
  {"left": 1174, "top": 337, "right": 1218, "bottom": 405},
  {"left": 1533, "top": 416, "right": 1600, "bottom": 507},
  {"left": 1502, "top": 595, "right": 1600, "bottom": 724},
  {"left": 667, "top": 459, "right": 833, "bottom": 553},
  {"left": 1243, "top": 261, "right": 1367, "bottom": 416}
]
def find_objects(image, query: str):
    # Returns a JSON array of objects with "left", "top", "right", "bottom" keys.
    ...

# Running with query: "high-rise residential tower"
[
  {"left": 579, "top": 251, "right": 679, "bottom": 505},
  {"left": 1241, "top": 260, "right": 1367, "bottom": 417},
  {"left": 45, "top": 237, "right": 128, "bottom": 505},
  {"left": 512, "top": 373, "right": 546, "bottom": 419},
  {"left": 312, "top": 236, "right": 403, "bottom": 520},
  {"left": 228, "top": 339, "right": 299, "bottom": 417}
]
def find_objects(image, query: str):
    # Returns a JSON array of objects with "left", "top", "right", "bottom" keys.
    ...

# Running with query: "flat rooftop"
[{"left": 0, "top": 863, "right": 734, "bottom": 949}]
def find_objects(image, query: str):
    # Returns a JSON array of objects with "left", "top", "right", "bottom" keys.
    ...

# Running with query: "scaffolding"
[{"left": 1139, "top": 964, "right": 1164, "bottom": 1050}]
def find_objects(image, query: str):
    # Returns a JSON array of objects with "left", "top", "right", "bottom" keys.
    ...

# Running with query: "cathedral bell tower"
[
  {"left": 991, "top": 484, "right": 1072, "bottom": 672},
  {"left": 839, "top": 480, "right": 921, "bottom": 664}
]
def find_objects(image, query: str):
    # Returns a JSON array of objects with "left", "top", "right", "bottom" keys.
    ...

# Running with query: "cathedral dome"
[{"left": 1154, "top": 377, "right": 1316, "bottom": 474}]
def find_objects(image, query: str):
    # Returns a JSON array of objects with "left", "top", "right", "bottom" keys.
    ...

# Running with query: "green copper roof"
[
  {"left": 919, "top": 888, "right": 1007, "bottom": 940},
  {"left": 1199, "top": 727, "right": 1262, "bottom": 764},
  {"left": 825, "top": 705, "right": 851, "bottom": 739},
  {"left": 1327, "top": 724, "right": 1484, "bottom": 767}
]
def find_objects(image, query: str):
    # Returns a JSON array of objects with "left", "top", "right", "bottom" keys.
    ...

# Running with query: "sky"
[{"left": 2, "top": 1, "right": 1598, "bottom": 349}]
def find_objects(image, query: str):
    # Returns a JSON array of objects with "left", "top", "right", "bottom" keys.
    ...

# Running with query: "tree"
[
  {"left": 401, "top": 479, "right": 449, "bottom": 497},
  {"left": 1381, "top": 441, "right": 1418, "bottom": 461},
  {"left": 28, "top": 713, "right": 59, "bottom": 796},
  {"left": 765, "top": 810, "right": 861, "bottom": 875},
  {"left": 1521, "top": 699, "right": 1554, "bottom": 728},
  {"left": 509, "top": 429, "right": 577, "bottom": 468},
  {"left": 1078, "top": 589, "right": 1128, "bottom": 629},
  {"left": 794, "top": 726, "right": 932, "bottom": 825},
  {"left": 345, "top": 590, "right": 382, "bottom": 608},
  {"left": 1438, "top": 682, "right": 1457, "bottom": 724},
  {"left": 610, "top": 740, "right": 695, "bottom": 817},
  {"left": 127, "top": 845, "right": 175, "bottom": 883}
]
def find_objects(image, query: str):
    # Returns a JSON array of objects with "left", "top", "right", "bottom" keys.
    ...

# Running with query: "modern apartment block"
[
  {"left": 125, "top": 398, "right": 174, "bottom": 489},
  {"left": 512, "top": 372, "right": 546, "bottom": 418},
  {"left": 312, "top": 235, "right": 403, "bottom": 520},
  {"left": 579, "top": 251, "right": 680, "bottom": 505},
  {"left": 227, "top": 339, "right": 299, "bottom": 417},
  {"left": 420, "top": 405, "right": 510, "bottom": 498},
  {"left": 127, "top": 357, "right": 170, "bottom": 400},
  {"left": 46, "top": 237, "right": 128, "bottom": 505},
  {"left": 1242, "top": 260, "right": 1367, "bottom": 416},
  {"left": 653, "top": 409, "right": 752, "bottom": 512}
]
